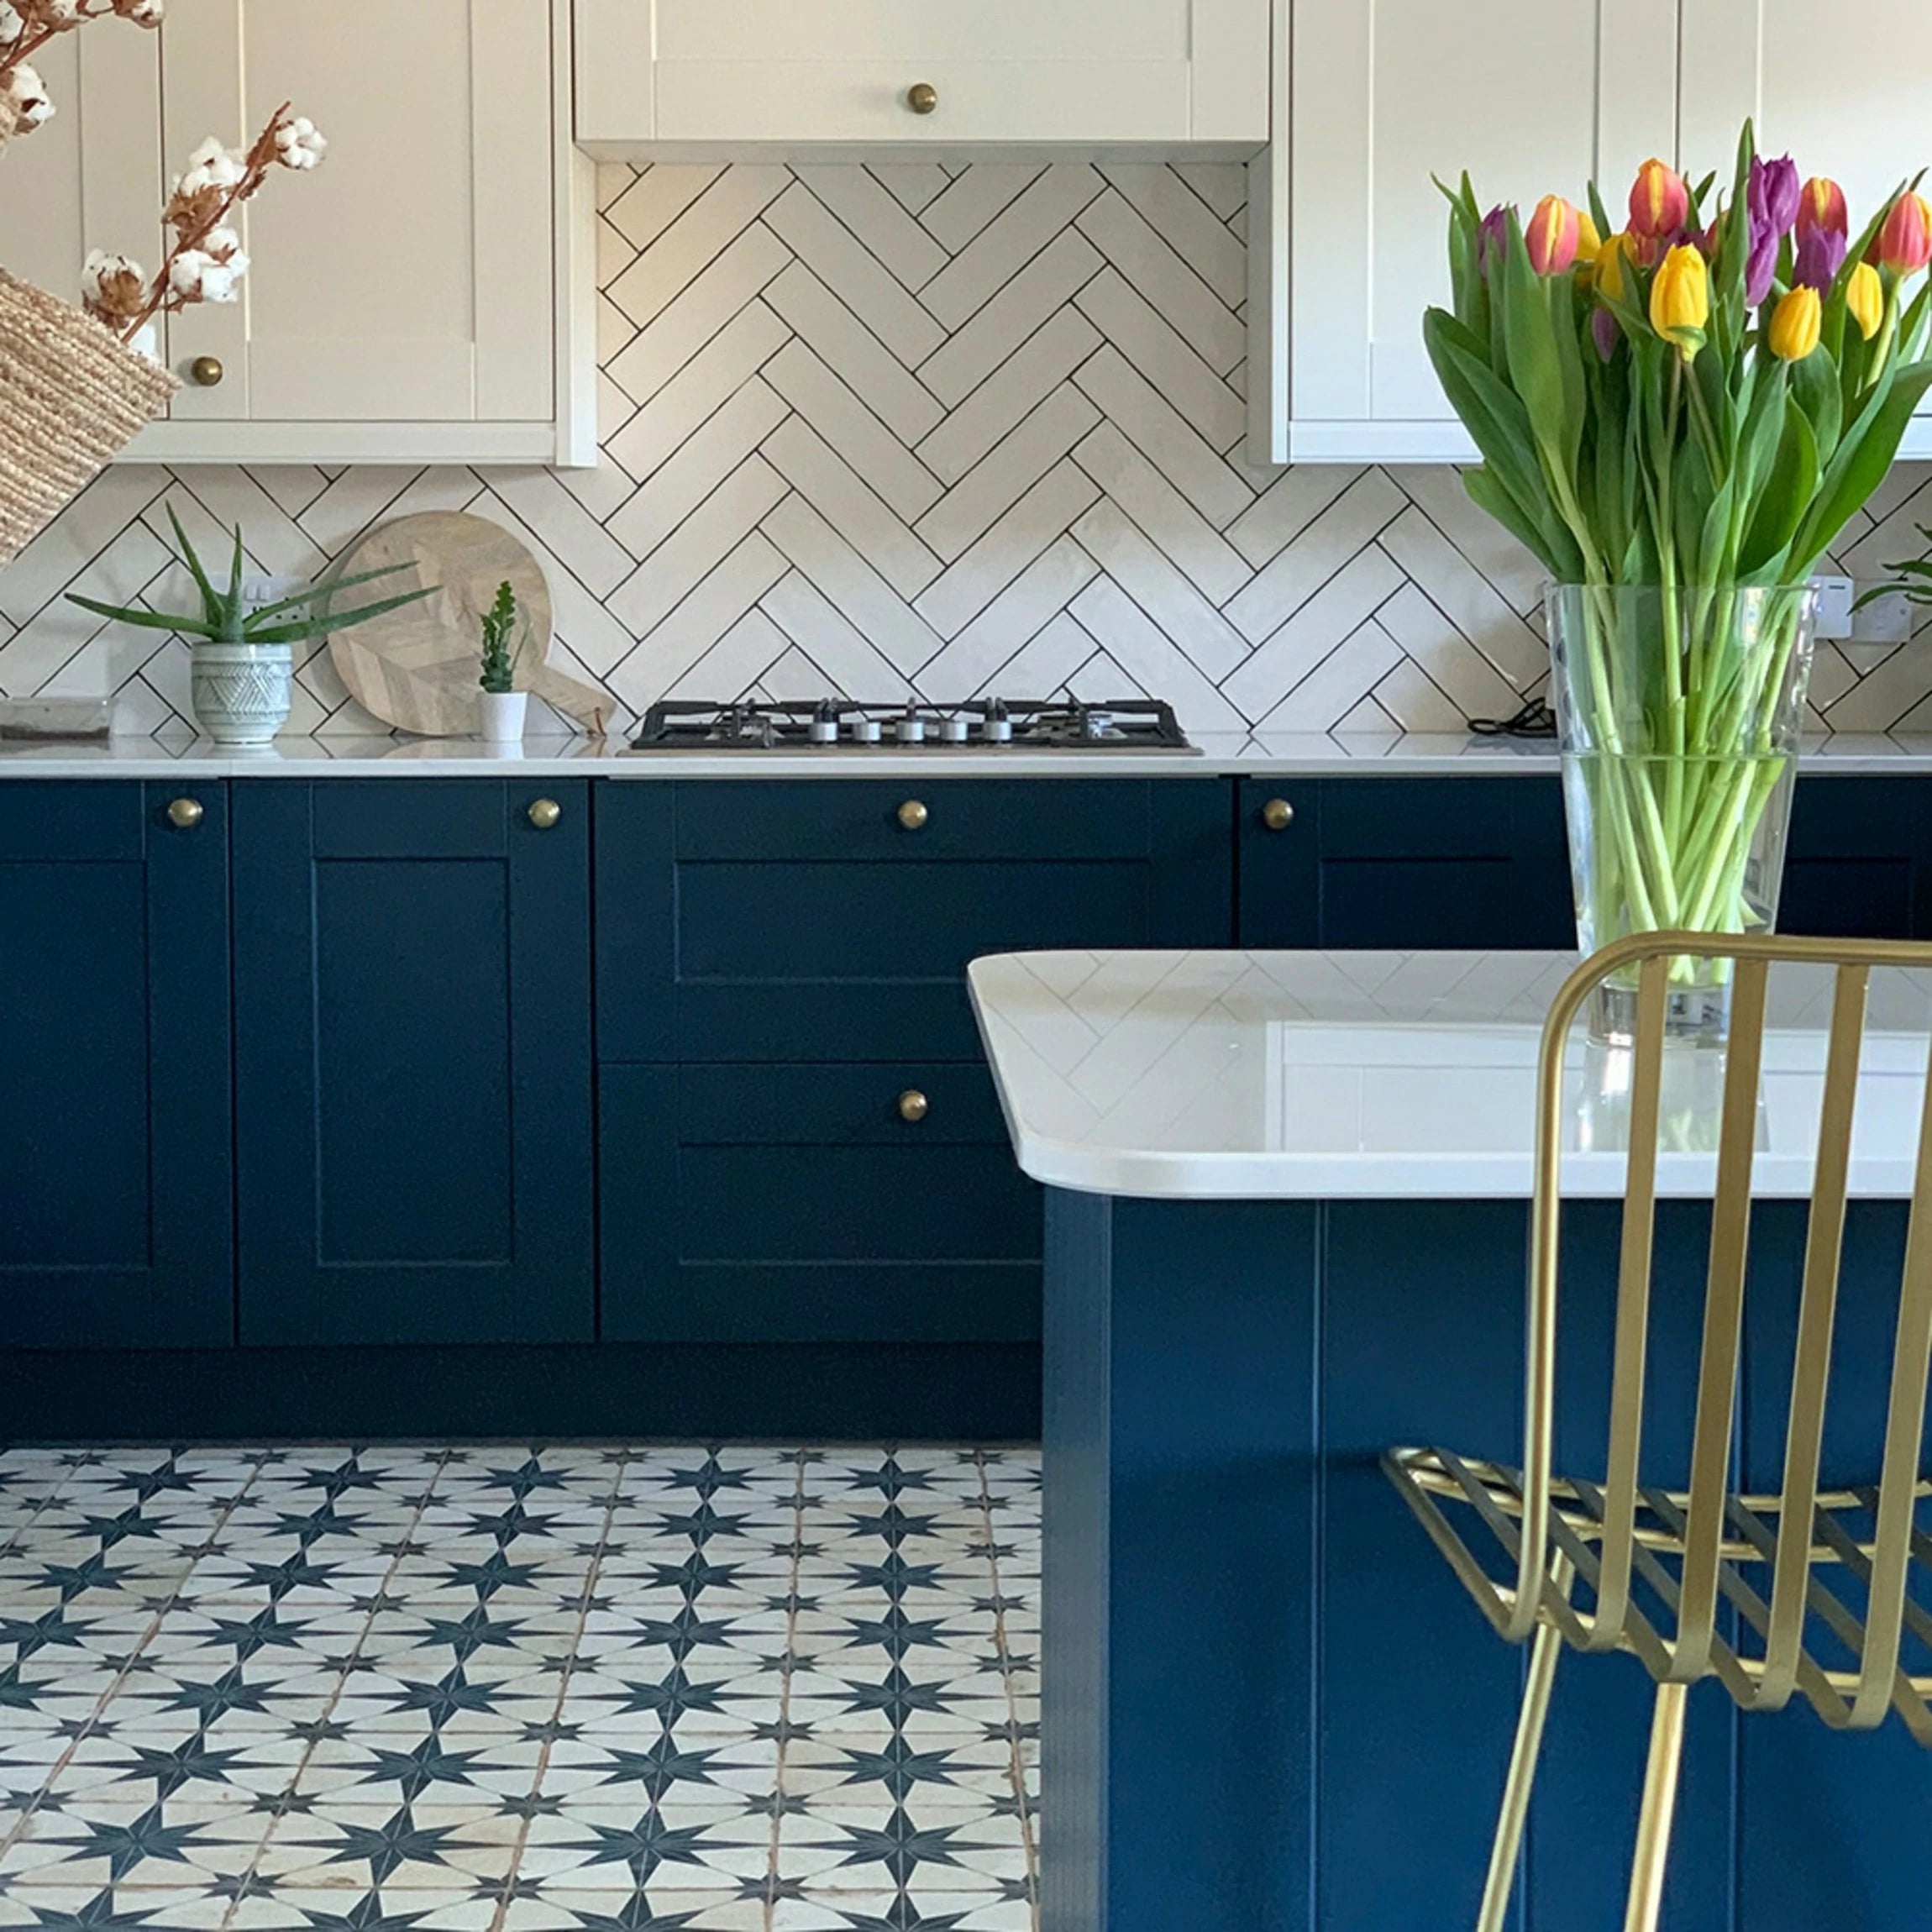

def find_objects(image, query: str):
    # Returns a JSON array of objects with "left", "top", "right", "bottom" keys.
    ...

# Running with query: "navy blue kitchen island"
[{"left": 971, "top": 947, "right": 1932, "bottom": 1932}]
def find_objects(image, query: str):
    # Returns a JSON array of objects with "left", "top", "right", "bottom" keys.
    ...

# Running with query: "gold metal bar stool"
[{"left": 1383, "top": 930, "right": 1932, "bottom": 1932}]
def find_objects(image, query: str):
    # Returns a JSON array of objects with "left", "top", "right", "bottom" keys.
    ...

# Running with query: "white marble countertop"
[
  {"left": 8, "top": 728, "right": 1932, "bottom": 779},
  {"left": 968, "top": 948, "right": 1932, "bottom": 1200}
]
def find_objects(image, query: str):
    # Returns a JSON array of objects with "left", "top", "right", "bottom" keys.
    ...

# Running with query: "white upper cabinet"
[
  {"left": 1254, "top": 0, "right": 1678, "bottom": 463},
  {"left": 90, "top": 0, "right": 592, "bottom": 465},
  {"left": 575, "top": 0, "right": 1269, "bottom": 150},
  {"left": 1679, "top": 0, "right": 1929, "bottom": 227}
]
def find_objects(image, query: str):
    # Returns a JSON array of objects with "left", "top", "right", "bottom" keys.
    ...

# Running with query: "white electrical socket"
[
  {"left": 1811, "top": 574, "right": 1913, "bottom": 646},
  {"left": 1813, "top": 574, "right": 1856, "bottom": 638}
]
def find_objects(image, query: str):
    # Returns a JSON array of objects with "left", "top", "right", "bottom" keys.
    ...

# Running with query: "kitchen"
[{"left": 4, "top": 3, "right": 1932, "bottom": 1929}]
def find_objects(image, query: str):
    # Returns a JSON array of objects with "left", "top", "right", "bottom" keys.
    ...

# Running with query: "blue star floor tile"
[{"left": 0, "top": 1448, "right": 1041, "bottom": 1930}]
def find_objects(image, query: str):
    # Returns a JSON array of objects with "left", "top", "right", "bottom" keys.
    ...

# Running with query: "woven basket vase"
[{"left": 0, "top": 266, "right": 179, "bottom": 568}]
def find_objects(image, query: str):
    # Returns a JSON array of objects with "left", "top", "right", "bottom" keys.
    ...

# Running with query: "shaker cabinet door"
[
  {"left": 0, "top": 26, "right": 160, "bottom": 316},
  {"left": 141, "top": 0, "right": 557, "bottom": 448},
  {"left": 0, "top": 783, "right": 232, "bottom": 1348},
  {"left": 232, "top": 780, "right": 593, "bottom": 1347},
  {"left": 1269, "top": 0, "right": 1677, "bottom": 460}
]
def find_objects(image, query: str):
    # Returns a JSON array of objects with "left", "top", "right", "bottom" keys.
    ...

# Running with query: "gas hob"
[{"left": 630, "top": 698, "right": 1197, "bottom": 753}]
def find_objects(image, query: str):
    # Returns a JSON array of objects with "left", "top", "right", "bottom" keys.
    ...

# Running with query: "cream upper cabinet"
[
  {"left": 123, "top": 0, "right": 591, "bottom": 465},
  {"left": 575, "top": 0, "right": 1269, "bottom": 150},
  {"left": 1253, "top": 0, "right": 1678, "bottom": 463},
  {"left": 0, "top": 29, "right": 160, "bottom": 313},
  {"left": 1679, "top": 0, "right": 1932, "bottom": 454}
]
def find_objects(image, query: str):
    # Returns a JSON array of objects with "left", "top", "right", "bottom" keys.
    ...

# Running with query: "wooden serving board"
[{"left": 325, "top": 511, "right": 612, "bottom": 736}]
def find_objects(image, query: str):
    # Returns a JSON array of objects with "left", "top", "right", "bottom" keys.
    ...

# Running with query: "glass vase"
[{"left": 1546, "top": 583, "right": 1819, "bottom": 1042}]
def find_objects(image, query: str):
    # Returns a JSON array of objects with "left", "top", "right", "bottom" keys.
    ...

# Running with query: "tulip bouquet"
[{"left": 1431, "top": 127, "right": 1932, "bottom": 1013}]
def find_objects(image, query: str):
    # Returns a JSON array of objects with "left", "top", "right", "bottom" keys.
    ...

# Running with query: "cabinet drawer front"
[
  {"left": 600, "top": 1064, "right": 1040, "bottom": 1344},
  {"left": 597, "top": 780, "right": 1232, "bottom": 1060},
  {"left": 656, "top": 60, "right": 1191, "bottom": 144},
  {"left": 679, "top": 1063, "right": 1009, "bottom": 1146},
  {"left": 672, "top": 780, "right": 1164, "bottom": 863},
  {"left": 657, "top": 2, "right": 1186, "bottom": 64}
]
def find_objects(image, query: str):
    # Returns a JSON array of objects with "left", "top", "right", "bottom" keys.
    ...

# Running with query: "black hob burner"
[{"left": 632, "top": 697, "right": 1197, "bottom": 752}]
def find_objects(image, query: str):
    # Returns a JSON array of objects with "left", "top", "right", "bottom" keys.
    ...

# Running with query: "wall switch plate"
[
  {"left": 238, "top": 573, "right": 307, "bottom": 614},
  {"left": 1814, "top": 575, "right": 1856, "bottom": 638}
]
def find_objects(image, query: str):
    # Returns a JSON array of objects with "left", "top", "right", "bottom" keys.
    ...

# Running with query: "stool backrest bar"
[{"left": 1516, "top": 932, "right": 1932, "bottom": 1727}]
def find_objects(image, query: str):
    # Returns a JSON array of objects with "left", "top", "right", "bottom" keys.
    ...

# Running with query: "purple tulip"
[
  {"left": 1746, "top": 153, "right": 1801, "bottom": 304},
  {"left": 1477, "top": 203, "right": 1513, "bottom": 277},
  {"left": 1592, "top": 305, "right": 1622, "bottom": 362},
  {"left": 1795, "top": 223, "right": 1848, "bottom": 291}
]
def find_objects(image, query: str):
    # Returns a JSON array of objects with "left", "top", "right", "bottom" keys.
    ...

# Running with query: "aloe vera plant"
[{"left": 68, "top": 503, "right": 433, "bottom": 645}]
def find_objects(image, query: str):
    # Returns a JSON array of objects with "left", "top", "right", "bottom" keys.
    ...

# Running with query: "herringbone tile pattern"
[{"left": 3, "top": 160, "right": 1930, "bottom": 743}]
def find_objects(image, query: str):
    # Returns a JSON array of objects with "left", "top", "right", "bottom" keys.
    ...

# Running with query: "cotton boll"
[
  {"left": 113, "top": 0, "right": 164, "bottom": 23},
  {"left": 0, "top": 6, "right": 25, "bottom": 42},
  {"left": 80, "top": 248, "right": 148, "bottom": 323},
  {"left": 273, "top": 113, "right": 326, "bottom": 169},
  {"left": 204, "top": 225, "right": 244, "bottom": 264},
  {"left": 197, "top": 259, "right": 244, "bottom": 302},
  {"left": 2, "top": 61, "right": 52, "bottom": 130},
  {"left": 167, "top": 249, "right": 213, "bottom": 299},
  {"left": 180, "top": 134, "right": 246, "bottom": 194}
]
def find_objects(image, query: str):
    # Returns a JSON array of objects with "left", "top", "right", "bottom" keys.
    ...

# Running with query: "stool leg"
[
  {"left": 1476, "top": 1552, "right": 1575, "bottom": 1932},
  {"left": 1621, "top": 1681, "right": 1689, "bottom": 1932}
]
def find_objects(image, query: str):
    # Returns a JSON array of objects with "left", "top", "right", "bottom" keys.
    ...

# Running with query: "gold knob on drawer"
[
  {"left": 898, "top": 1089, "right": 930, "bottom": 1123},
  {"left": 896, "top": 799, "right": 929, "bottom": 831},
  {"left": 907, "top": 81, "right": 938, "bottom": 114},
  {"left": 187, "top": 355, "right": 224, "bottom": 387},
  {"left": 166, "top": 796, "right": 204, "bottom": 829},
  {"left": 1262, "top": 797, "right": 1295, "bottom": 832},
  {"left": 528, "top": 797, "right": 562, "bottom": 830}
]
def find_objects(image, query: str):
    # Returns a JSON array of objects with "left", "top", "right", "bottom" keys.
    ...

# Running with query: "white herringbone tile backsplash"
[{"left": 5, "top": 159, "right": 1932, "bottom": 743}]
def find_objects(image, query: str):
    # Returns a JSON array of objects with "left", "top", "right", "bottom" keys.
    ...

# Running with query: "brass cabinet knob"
[
  {"left": 896, "top": 799, "right": 929, "bottom": 831},
  {"left": 187, "top": 355, "right": 224, "bottom": 387},
  {"left": 898, "top": 1089, "right": 930, "bottom": 1123},
  {"left": 528, "top": 797, "right": 562, "bottom": 830},
  {"left": 1262, "top": 797, "right": 1295, "bottom": 832},
  {"left": 165, "top": 796, "right": 204, "bottom": 829},
  {"left": 907, "top": 81, "right": 938, "bottom": 114}
]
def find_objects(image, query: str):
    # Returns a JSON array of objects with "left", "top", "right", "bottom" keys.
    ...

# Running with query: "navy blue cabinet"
[
  {"left": 1782, "top": 778, "right": 1931, "bottom": 939},
  {"left": 232, "top": 780, "right": 593, "bottom": 1346},
  {"left": 0, "top": 782, "right": 231, "bottom": 1347},
  {"left": 596, "top": 779, "right": 1232, "bottom": 1347},
  {"left": 1238, "top": 776, "right": 1576, "bottom": 949}
]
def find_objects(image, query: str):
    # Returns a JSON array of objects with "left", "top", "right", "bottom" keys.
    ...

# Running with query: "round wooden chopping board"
[{"left": 325, "top": 511, "right": 611, "bottom": 736}]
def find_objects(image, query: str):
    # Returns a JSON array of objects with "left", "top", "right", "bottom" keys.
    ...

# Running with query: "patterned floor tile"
[{"left": 0, "top": 1446, "right": 1041, "bottom": 1930}]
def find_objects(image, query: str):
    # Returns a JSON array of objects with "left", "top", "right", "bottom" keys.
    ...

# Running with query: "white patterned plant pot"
[{"left": 192, "top": 640, "right": 293, "bottom": 747}]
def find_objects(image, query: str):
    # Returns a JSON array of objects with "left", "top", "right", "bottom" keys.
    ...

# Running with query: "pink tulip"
[
  {"left": 1876, "top": 192, "right": 1932, "bottom": 275},
  {"left": 1629, "top": 159, "right": 1689, "bottom": 242},
  {"left": 1526, "top": 196, "right": 1583, "bottom": 276}
]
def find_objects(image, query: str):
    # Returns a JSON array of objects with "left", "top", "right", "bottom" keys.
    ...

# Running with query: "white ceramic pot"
[
  {"left": 480, "top": 689, "right": 528, "bottom": 743},
  {"left": 192, "top": 639, "right": 292, "bottom": 747}
]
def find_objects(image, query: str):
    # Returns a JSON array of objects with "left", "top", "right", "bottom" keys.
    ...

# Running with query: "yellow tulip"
[
  {"left": 1848, "top": 260, "right": 1885, "bottom": 342},
  {"left": 1574, "top": 208, "right": 1604, "bottom": 278},
  {"left": 1768, "top": 285, "right": 1822, "bottom": 361},
  {"left": 1649, "top": 244, "right": 1709, "bottom": 357},
  {"left": 1595, "top": 231, "right": 1637, "bottom": 302}
]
